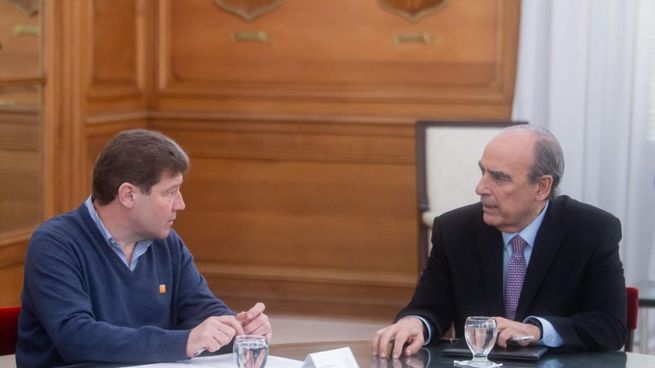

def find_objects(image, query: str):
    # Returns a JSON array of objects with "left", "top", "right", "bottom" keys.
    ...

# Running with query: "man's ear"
[
  {"left": 535, "top": 175, "right": 553, "bottom": 201},
  {"left": 117, "top": 183, "right": 137, "bottom": 208}
]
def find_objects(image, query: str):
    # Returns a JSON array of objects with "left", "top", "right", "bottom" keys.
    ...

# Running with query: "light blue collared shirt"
[
  {"left": 84, "top": 197, "right": 152, "bottom": 271},
  {"left": 501, "top": 201, "right": 562, "bottom": 347}
]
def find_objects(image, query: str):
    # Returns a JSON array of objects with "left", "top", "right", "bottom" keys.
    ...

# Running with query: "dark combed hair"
[{"left": 92, "top": 129, "right": 189, "bottom": 205}]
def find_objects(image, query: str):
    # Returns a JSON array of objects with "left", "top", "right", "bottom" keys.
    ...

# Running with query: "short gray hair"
[{"left": 503, "top": 125, "right": 565, "bottom": 200}]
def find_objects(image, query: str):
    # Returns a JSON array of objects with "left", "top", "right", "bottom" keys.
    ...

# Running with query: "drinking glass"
[
  {"left": 457, "top": 316, "right": 502, "bottom": 367},
  {"left": 233, "top": 335, "right": 268, "bottom": 368}
]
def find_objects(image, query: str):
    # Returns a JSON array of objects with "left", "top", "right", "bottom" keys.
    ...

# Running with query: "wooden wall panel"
[
  {"left": 87, "top": 0, "right": 147, "bottom": 115},
  {"left": 145, "top": 0, "right": 520, "bottom": 316},
  {"left": 0, "top": 227, "right": 31, "bottom": 307},
  {"left": 83, "top": 0, "right": 151, "bottom": 199},
  {"left": 0, "top": 108, "right": 39, "bottom": 304},
  {"left": 0, "top": 1, "right": 42, "bottom": 306},
  {"left": 156, "top": 0, "right": 519, "bottom": 119},
  {"left": 152, "top": 118, "right": 417, "bottom": 316},
  {"left": 91, "top": 0, "right": 137, "bottom": 83},
  {"left": 0, "top": 264, "right": 24, "bottom": 307},
  {"left": 0, "top": 1, "right": 40, "bottom": 81}
]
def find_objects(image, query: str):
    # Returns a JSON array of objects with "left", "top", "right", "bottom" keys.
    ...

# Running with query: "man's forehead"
[
  {"left": 478, "top": 158, "right": 511, "bottom": 175},
  {"left": 481, "top": 139, "right": 534, "bottom": 174},
  {"left": 491, "top": 129, "right": 537, "bottom": 149},
  {"left": 157, "top": 171, "right": 184, "bottom": 186}
]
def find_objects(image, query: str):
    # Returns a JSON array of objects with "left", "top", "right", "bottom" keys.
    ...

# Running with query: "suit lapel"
[
  {"left": 516, "top": 199, "right": 569, "bottom": 319},
  {"left": 476, "top": 222, "right": 505, "bottom": 316}
]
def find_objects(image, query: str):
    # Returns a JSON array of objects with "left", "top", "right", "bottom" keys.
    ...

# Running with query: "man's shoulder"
[
  {"left": 432, "top": 202, "right": 484, "bottom": 231},
  {"left": 30, "top": 205, "right": 92, "bottom": 246},
  {"left": 550, "top": 195, "right": 620, "bottom": 225},
  {"left": 438, "top": 202, "right": 483, "bottom": 222}
]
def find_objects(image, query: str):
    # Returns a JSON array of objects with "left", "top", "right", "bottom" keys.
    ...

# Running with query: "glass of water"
[
  {"left": 460, "top": 316, "right": 501, "bottom": 367},
  {"left": 233, "top": 335, "right": 268, "bottom": 368}
]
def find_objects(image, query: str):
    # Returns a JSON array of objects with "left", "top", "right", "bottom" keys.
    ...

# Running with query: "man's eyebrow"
[
  {"left": 489, "top": 169, "right": 511, "bottom": 181},
  {"left": 164, "top": 183, "right": 182, "bottom": 192},
  {"left": 478, "top": 162, "right": 511, "bottom": 180}
]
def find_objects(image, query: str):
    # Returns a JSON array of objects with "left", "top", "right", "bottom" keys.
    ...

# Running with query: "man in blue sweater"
[{"left": 16, "top": 129, "right": 272, "bottom": 367}]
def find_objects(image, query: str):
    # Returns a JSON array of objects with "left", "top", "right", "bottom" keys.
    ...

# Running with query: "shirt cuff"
[
  {"left": 401, "top": 316, "right": 432, "bottom": 345},
  {"left": 524, "top": 316, "right": 564, "bottom": 347}
]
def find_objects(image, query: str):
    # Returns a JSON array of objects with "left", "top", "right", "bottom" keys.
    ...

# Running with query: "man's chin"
[
  {"left": 482, "top": 213, "right": 499, "bottom": 227},
  {"left": 153, "top": 228, "right": 171, "bottom": 239}
]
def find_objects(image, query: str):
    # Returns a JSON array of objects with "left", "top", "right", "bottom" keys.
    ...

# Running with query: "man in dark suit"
[{"left": 372, "top": 125, "right": 626, "bottom": 358}]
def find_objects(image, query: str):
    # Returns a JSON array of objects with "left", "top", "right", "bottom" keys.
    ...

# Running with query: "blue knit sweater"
[{"left": 17, "top": 204, "right": 234, "bottom": 367}]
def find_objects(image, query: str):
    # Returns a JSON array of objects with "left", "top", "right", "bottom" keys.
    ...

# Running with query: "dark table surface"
[
  {"left": 271, "top": 340, "right": 655, "bottom": 368},
  {"left": 2, "top": 339, "right": 654, "bottom": 367}
]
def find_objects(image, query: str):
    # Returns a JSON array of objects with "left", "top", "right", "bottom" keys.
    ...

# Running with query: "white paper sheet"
[
  {"left": 301, "top": 347, "right": 359, "bottom": 368},
  {"left": 125, "top": 354, "right": 303, "bottom": 368}
]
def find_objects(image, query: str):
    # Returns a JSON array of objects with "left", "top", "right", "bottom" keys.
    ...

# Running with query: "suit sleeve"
[
  {"left": 395, "top": 216, "right": 454, "bottom": 342},
  {"left": 543, "top": 215, "right": 627, "bottom": 351}
]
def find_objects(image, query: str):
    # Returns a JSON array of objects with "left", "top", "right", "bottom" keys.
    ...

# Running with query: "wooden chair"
[
  {"left": 625, "top": 287, "right": 639, "bottom": 352},
  {"left": 0, "top": 305, "right": 20, "bottom": 355}
]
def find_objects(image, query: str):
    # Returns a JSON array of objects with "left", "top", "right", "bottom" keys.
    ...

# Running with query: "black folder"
[{"left": 442, "top": 339, "right": 549, "bottom": 361}]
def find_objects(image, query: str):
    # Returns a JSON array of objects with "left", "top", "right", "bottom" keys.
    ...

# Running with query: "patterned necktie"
[{"left": 505, "top": 235, "right": 527, "bottom": 320}]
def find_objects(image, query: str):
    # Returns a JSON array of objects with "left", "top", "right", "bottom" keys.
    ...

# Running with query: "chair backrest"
[
  {"left": 0, "top": 306, "right": 20, "bottom": 356},
  {"left": 625, "top": 287, "right": 639, "bottom": 352},
  {"left": 415, "top": 120, "right": 523, "bottom": 269}
]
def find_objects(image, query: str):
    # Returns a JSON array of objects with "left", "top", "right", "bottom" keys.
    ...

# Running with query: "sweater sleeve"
[
  {"left": 171, "top": 233, "right": 235, "bottom": 330},
  {"left": 23, "top": 228, "right": 190, "bottom": 365}
]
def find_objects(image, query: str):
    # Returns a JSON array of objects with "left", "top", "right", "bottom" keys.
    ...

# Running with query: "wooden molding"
[
  {"left": 0, "top": 110, "right": 39, "bottom": 151},
  {"left": 197, "top": 262, "right": 416, "bottom": 287},
  {"left": 150, "top": 116, "right": 414, "bottom": 164},
  {"left": 85, "top": 110, "right": 150, "bottom": 124},
  {"left": 43, "top": 0, "right": 88, "bottom": 216},
  {"left": 149, "top": 110, "right": 417, "bottom": 127},
  {"left": 201, "top": 264, "right": 415, "bottom": 318},
  {"left": 377, "top": 0, "right": 449, "bottom": 23},
  {"left": 0, "top": 77, "right": 43, "bottom": 86},
  {"left": 0, "top": 227, "right": 32, "bottom": 267}
]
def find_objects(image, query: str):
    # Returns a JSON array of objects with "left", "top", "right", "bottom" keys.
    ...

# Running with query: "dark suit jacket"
[{"left": 397, "top": 195, "right": 627, "bottom": 351}]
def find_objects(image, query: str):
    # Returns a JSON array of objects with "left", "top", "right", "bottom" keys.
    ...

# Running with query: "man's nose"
[
  {"left": 174, "top": 192, "right": 186, "bottom": 211},
  {"left": 475, "top": 175, "right": 487, "bottom": 196}
]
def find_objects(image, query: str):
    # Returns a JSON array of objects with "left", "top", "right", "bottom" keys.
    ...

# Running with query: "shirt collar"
[
  {"left": 502, "top": 200, "right": 550, "bottom": 249},
  {"left": 84, "top": 196, "right": 153, "bottom": 247},
  {"left": 84, "top": 196, "right": 114, "bottom": 243}
]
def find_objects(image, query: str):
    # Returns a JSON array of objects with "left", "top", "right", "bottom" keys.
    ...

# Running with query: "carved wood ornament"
[
  {"left": 5, "top": 0, "right": 39, "bottom": 16},
  {"left": 214, "top": 0, "right": 284, "bottom": 22},
  {"left": 378, "top": 0, "right": 448, "bottom": 22}
]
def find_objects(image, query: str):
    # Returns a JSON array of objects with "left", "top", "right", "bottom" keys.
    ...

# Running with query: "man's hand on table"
[
  {"left": 494, "top": 316, "right": 541, "bottom": 348},
  {"left": 372, "top": 317, "right": 425, "bottom": 359},
  {"left": 186, "top": 315, "right": 244, "bottom": 358}
]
